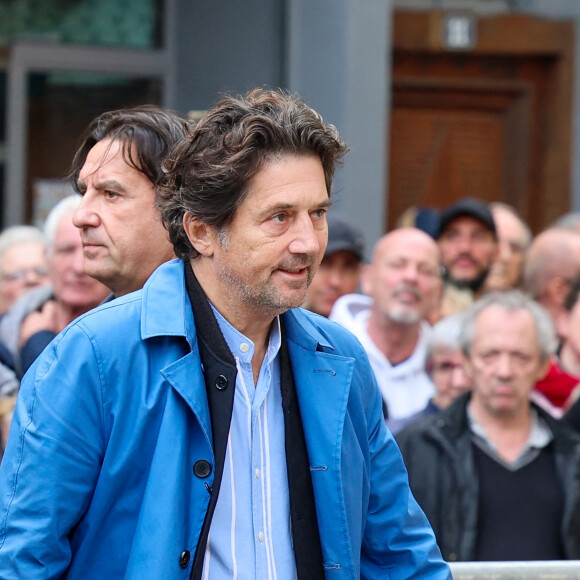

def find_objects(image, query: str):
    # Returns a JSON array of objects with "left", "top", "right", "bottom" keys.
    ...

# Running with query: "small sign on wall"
[{"left": 442, "top": 13, "right": 477, "bottom": 50}]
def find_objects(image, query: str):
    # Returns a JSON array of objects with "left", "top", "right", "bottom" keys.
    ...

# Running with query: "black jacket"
[{"left": 396, "top": 392, "right": 580, "bottom": 561}]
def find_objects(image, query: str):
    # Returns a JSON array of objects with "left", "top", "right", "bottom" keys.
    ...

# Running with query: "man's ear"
[{"left": 183, "top": 212, "right": 214, "bottom": 257}]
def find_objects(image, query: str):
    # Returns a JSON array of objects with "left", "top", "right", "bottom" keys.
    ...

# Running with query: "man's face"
[
  {"left": 305, "top": 250, "right": 362, "bottom": 316},
  {"left": 0, "top": 241, "right": 48, "bottom": 313},
  {"left": 362, "top": 229, "right": 443, "bottom": 325},
  {"left": 429, "top": 347, "right": 472, "bottom": 409},
  {"left": 438, "top": 216, "right": 498, "bottom": 289},
  {"left": 50, "top": 214, "right": 110, "bottom": 310},
  {"left": 188, "top": 155, "right": 329, "bottom": 322},
  {"left": 466, "top": 305, "right": 549, "bottom": 419},
  {"left": 74, "top": 138, "right": 175, "bottom": 297},
  {"left": 485, "top": 207, "right": 529, "bottom": 291}
]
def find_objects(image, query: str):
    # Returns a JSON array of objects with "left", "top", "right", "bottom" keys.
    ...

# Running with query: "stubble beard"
[{"left": 218, "top": 259, "right": 316, "bottom": 317}]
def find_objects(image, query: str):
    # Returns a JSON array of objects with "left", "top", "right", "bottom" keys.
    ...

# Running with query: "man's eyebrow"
[
  {"left": 259, "top": 199, "right": 332, "bottom": 216},
  {"left": 77, "top": 178, "right": 128, "bottom": 193}
]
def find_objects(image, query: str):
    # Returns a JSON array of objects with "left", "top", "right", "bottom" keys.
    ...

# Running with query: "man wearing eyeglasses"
[
  {"left": 330, "top": 227, "right": 444, "bottom": 430},
  {"left": 0, "top": 226, "right": 49, "bottom": 316}
]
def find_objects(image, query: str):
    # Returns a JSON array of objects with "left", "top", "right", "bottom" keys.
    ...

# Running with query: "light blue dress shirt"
[{"left": 202, "top": 306, "right": 296, "bottom": 579}]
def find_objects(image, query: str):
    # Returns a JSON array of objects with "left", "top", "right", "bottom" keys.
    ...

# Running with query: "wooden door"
[{"left": 388, "top": 11, "right": 574, "bottom": 234}]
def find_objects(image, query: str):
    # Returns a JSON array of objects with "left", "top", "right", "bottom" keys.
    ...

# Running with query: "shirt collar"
[
  {"left": 468, "top": 405, "right": 553, "bottom": 454},
  {"left": 210, "top": 301, "right": 282, "bottom": 363}
]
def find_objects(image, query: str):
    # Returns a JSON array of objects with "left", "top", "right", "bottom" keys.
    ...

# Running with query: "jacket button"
[
  {"left": 179, "top": 550, "right": 190, "bottom": 568},
  {"left": 215, "top": 375, "right": 228, "bottom": 390},
  {"left": 193, "top": 460, "right": 212, "bottom": 478}
]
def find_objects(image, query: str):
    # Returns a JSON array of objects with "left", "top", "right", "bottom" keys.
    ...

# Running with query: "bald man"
[
  {"left": 524, "top": 228, "right": 580, "bottom": 335},
  {"left": 330, "top": 228, "right": 444, "bottom": 430},
  {"left": 524, "top": 228, "right": 580, "bottom": 409}
]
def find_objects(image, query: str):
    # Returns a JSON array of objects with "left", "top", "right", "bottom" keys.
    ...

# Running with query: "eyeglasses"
[
  {"left": 0, "top": 266, "right": 48, "bottom": 282},
  {"left": 431, "top": 361, "right": 464, "bottom": 374}
]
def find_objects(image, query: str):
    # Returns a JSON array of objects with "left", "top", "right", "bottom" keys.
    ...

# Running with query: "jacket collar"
[
  {"left": 140, "top": 259, "right": 336, "bottom": 354},
  {"left": 140, "top": 259, "right": 194, "bottom": 342}
]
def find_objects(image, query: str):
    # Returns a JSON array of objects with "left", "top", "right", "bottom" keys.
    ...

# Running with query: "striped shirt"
[{"left": 203, "top": 307, "right": 296, "bottom": 579}]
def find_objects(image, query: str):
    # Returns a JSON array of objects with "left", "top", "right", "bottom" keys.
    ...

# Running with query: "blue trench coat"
[{"left": 0, "top": 259, "right": 450, "bottom": 579}]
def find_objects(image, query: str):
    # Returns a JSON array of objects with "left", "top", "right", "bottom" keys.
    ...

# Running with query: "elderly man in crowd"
[
  {"left": 0, "top": 226, "right": 49, "bottom": 316},
  {"left": 304, "top": 211, "right": 365, "bottom": 317},
  {"left": 0, "top": 89, "right": 450, "bottom": 579},
  {"left": 397, "top": 291, "right": 580, "bottom": 562},
  {"left": 0, "top": 196, "right": 109, "bottom": 378},
  {"left": 0, "top": 196, "right": 109, "bottom": 452},
  {"left": 330, "top": 227, "right": 443, "bottom": 428}
]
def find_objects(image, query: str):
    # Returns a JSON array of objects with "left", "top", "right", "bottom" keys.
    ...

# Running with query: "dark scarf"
[{"left": 185, "top": 263, "right": 324, "bottom": 579}]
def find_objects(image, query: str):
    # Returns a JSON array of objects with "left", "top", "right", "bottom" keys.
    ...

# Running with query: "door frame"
[{"left": 391, "top": 10, "right": 575, "bottom": 231}]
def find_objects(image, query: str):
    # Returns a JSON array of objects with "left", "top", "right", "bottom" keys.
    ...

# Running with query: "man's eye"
[
  {"left": 272, "top": 213, "right": 286, "bottom": 223},
  {"left": 313, "top": 208, "right": 327, "bottom": 219},
  {"left": 387, "top": 261, "right": 405, "bottom": 270},
  {"left": 105, "top": 191, "right": 119, "bottom": 199}
]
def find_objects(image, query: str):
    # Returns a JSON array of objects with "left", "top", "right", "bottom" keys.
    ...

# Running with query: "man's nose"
[
  {"left": 289, "top": 217, "right": 322, "bottom": 255},
  {"left": 496, "top": 353, "right": 514, "bottom": 378},
  {"left": 456, "top": 235, "right": 473, "bottom": 253},
  {"left": 23, "top": 267, "right": 47, "bottom": 286},
  {"left": 450, "top": 365, "right": 469, "bottom": 388},
  {"left": 73, "top": 194, "right": 100, "bottom": 228}
]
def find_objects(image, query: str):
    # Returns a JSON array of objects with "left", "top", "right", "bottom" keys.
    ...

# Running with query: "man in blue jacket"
[{"left": 0, "top": 88, "right": 450, "bottom": 579}]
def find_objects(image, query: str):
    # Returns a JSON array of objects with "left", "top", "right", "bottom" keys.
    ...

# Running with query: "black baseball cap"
[
  {"left": 436, "top": 197, "right": 497, "bottom": 240},
  {"left": 325, "top": 212, "right": 365, "bottom": 261}
]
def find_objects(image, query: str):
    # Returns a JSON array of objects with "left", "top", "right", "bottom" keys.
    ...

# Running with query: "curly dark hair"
[
  {"left": 158, "top": 88, "right": 349, "bottom": 260},
  {"left": 69, "top": 105, "right": 187, "bottom": 193}
]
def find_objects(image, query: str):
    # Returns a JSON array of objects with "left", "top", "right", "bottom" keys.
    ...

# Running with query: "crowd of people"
[
  {"left": 0, "top": 87, "right": 578, "bottom": 576},
  {"left": 304, "top": 195, "right": 580, "bottom": 563}
]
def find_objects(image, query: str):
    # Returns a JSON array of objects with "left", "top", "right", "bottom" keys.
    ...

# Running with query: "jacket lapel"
[
  {"left": 160, "top": 350, "right": 212, "bottom": 445},
  {"left": 284, "top": 310, "right": 355, "bottom": 570}
]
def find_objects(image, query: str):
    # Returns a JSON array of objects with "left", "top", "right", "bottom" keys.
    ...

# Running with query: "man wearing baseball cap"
[
  {"left": 304, "top": 212, "right": 365, "bottom": 317},
  {"left": 436, "top": 197, "right": 498, "bottom": 300}
]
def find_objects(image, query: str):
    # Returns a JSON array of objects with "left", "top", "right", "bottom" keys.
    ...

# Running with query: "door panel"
[{"left": 388, "top": 11, "right": 574, "bottom": 234}]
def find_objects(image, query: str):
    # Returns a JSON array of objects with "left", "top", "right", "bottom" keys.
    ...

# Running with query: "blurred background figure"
[
  {"left": 553, "top": 274, "right": 580, "bottom": 429},
  {"left": 560, "top": 274, "right": 580, "bottom": 385},
  {"left": 523, "top": 227, "right": 580, "bottom": 339},
  {"left": 552, "top": 212, "right": 580, "bottom": 233},
  {"left": 0, "top": 195, "right": 110, "bottom": 379},
  {"left": 0, "top": 196, "right": 110, "bottom": 455},
  {"left": 330, "top": 227, "right": 443, "bottom": 428},
  {"left": 304, "top": 211, "right": 365, "bottom": 317},
  {"left": 0, "top": 226, "right": 49, "bottom": 316},
  {"left": 389, "top": 311, "right": 472, "bottom": 434},
  {"left": 436, "top": 197, "right": 498, "bottom": 294},
  {"left": 396, "top": 205, "right": 441, "bottom": 239},
  {"left": 397, "top": 291, "right": 580, "bottom": 563},
  {"left": 435, "top": 197, "right": 498, "bottom": 319},
  {"left": 483, "top": 202, "right": 532, "bottom": 292}
]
